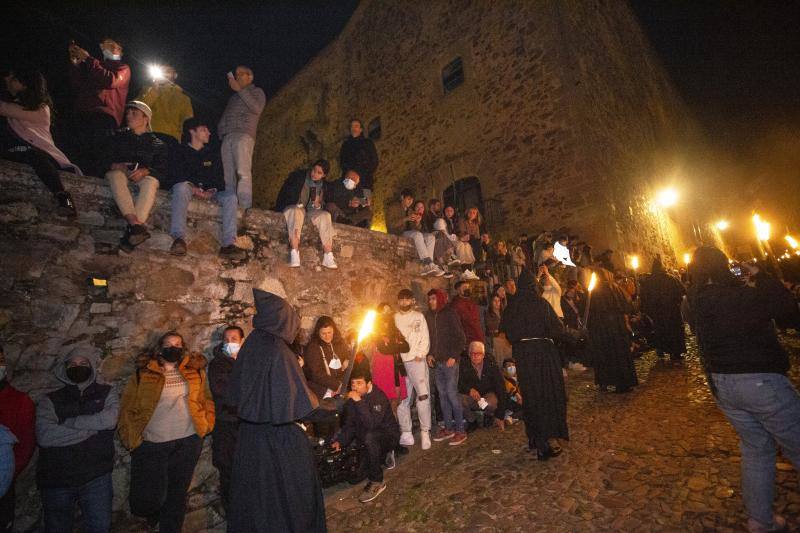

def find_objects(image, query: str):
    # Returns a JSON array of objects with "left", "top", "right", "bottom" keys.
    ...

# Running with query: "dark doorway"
[{"left": 444, "top": 176, "right": 484, "bottom": 220}]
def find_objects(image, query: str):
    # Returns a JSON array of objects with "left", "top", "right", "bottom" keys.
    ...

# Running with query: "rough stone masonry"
[{"left": 0, "top": 160, "right": 447, "bottom": 530}]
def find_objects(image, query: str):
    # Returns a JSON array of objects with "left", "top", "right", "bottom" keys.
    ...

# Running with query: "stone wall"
[
  {"left": 252, "top": 0, "right": 700, "bottom": 267},
  {"left": 0, "top": 160, "right": 446, "bottom": 531}
]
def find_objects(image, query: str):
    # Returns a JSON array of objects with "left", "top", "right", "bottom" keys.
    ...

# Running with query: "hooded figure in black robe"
[
  {"left": 500, "top": 268, "right": 568, "bottom": 458},
  {"left": 226, "top": 290, "right": 326, "bottom": 533},
  {"left": 639, "top": 256, "right": 686, "bottom": 359},
  {"left": 587, "top": 268, "right": 637, "bottom": 392}
]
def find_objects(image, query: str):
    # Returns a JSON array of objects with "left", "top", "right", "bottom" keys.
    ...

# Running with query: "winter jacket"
[
  {"left": 35, "top": 354, "right": 118, "bottom": 489},
  {"left": 209, "top": 344, "right": 237, "bottom": 423},
  {"left": 104, "top": 128, "right": 168, "bottom": 181},
  {"left": 324, "top": 178, "right": 367, "bottom": 211},
  {"left": 458, "top": 358, "right": 506, "bottom": 419},
  {"left": 692, "top": 276, "right": 798, "bottom": 375},
  {"left": 70, "top": 56, "right": 131, "bottom": 126},
  {"left": 450, "top": 295, "right": 485, "bottom": 344},
  {"left": 394, "top": 310, "right": 430, "bottom": 363},
  {"left": 138, "top": 83, "right": 194, "bottom": 141},
  {"left": 273, "top": 169, "right": 327, "bottom": 212},
  {"left": 0, "top": 382, "right": 35, "bottom": 478},
  {"left": 303, "top": 337, "right": 351, "bottom": 400},
  {"left": 0, "top": 102, "right": 81, "bottom": 174},
  {"left": 385, "top": 202, "right": 412, "bottom": 236},
  {"left": 335, "top": 386, "right": 399, "bottom": 448},
  {"left": 425, "top": 292, "right": 467, "bottom": 362},
  {"left": 218, "top": 84, "right": 266, "bottom": 139},
  {"left": 118, "top": 352, "right": 215, "bottom": 451},
  {"left": 338, "top": 134, "right": 379, "bottom": 190},
  {"left": 163, "top": 142, "right": 225, "bottom": 191}
]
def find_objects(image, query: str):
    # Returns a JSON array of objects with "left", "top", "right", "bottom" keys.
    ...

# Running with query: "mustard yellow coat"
[{"left": 138, "top": 83, "right": 194, "bottom": 141}]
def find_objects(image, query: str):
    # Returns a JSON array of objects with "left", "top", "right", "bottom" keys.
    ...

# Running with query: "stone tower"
[{"left": 253, "top": 0, "right": 698, "bottom": 265}]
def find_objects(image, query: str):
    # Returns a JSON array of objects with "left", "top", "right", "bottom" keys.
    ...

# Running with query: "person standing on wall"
[
  {"left": 217, "top": 66, "right": 265, "bottom": 210},
  {"left": 338, "top": 118, "right": 378, "bottom": 202},
  {"left": 138, "top": 65, "right": 194, "bottom": 143}
]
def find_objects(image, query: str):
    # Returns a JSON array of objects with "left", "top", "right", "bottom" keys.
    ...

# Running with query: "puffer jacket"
[{"left": 118, "top": 351, "right": 215, "bottom": 450}]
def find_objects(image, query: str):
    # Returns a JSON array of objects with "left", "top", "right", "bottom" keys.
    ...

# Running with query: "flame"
[
  {"left": 357, "top": 310, "right": 377, "bottom": 345},
  {"left": 630, "top": 255, "right": 639, "bottom": 270},
  {"left": 587, "top": 272, "right": 597, "bottom": 292},
  {"left": 753, "top": 214, "right": 771, "bottom": 241},
  {"left": 786, "top": 235, "right": 798, "bottom": 249},
  {"left": 683, "top": 253, "right": 691, "bottom": 265}
]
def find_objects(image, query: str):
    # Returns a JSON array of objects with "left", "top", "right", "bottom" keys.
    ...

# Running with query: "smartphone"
[{"left": 227, "top": 71, "right": 234, "bottom": 80}]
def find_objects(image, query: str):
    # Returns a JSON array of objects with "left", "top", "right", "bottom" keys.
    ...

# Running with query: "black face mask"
[
  {"left": 160, "top": 346, "right": 184, "bottom": 363},
  {"left": 398, "top": 304, "right": 413, "bottom": 312},
  {"left": 66, "top": 365, "right": 92, "bottom": 384}
]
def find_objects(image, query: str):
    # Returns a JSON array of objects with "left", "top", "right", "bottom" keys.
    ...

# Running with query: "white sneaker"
[
  {"left": 420, "top": 431, "right": 431, "bottom": 450},
  {"left": 322, "top": 252, "right": 338, "bottom": 269},
  {"left": 431, "top": 265, "right": 446, "bottom": 277},
  {"left": 399, "top": 432, "right": 414, "bottom": 446},
  {"left": 421, "top": 262, "right": 437, "bottom": 276},
  {"left": 289, "top": 249, "right": 301, "bottom": 267},
  {"left": 447, "top": 256, "right": 461, "bottom": 267},
  {"left": 461, "top": 269, "right": 479, "bottom": 280}
]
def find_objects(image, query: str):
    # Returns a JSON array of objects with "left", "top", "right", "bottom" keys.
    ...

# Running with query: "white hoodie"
[{"left": 394, "top": 310, "right": 430, "bottom": 363}]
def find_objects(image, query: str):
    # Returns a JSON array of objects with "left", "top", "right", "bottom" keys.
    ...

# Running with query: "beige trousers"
[
  {"left": 106, "top": 169, "right": 159, "bottom": 223},
  {"left": 283, "top": 206, "right": 335, "bottom": 249}
]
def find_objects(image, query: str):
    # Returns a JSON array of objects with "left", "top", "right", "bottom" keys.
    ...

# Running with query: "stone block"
[
  {"left": 143, "top": 266, "right": 196, "bottom": 300},
  {"left": 90, "top": 302, "right": 113, "bottom": 314},
  {"left": 340, "top": 244, "right": 354, "bottom": 258},
  {"left": 30, "top": 301, "right": 80, "bottom": 332},
  {"left": 0, "top": 202, "right": 37, "bottom": 223},
  {"left": 37, "top": 223, "right": 80, "bottom": 243},
  {"left": 77, "top": 210, "right": 105, "bottom": 226},
  {"left": 231, "top": 281, "right": 254, "bottom": 304}
]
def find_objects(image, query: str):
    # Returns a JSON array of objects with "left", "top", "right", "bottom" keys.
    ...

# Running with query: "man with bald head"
[{"left": 218, "top": 65, "right": 266, "bottom": 210}]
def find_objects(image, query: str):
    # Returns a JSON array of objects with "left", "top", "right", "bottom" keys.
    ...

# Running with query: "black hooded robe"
[
  {"left": 587, "top": 281, "right": 638, "bottom": 391},
  {"left": 500, "top": 269, "right": 569, "bottom": 452},
  {"left": 639, "top": 269, "right": 686, "bottom": 358},
  {"left": 226, "top": 290, "right": 326, "bottom": 533}
]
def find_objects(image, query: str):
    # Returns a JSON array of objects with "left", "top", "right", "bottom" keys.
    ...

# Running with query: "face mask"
[
  {"left": 160, "top": 346, "right": 184, "bottom": 363},
  {"left": 328, "top": 356, "right": 342, "bottom": 370},
  {"left": 66, "top": 365, "right": 92, "bottom": 384},
  {"left": 398, "top": 304, "right": 412, "bottom": 312},
  {"left": 506, "top": 366, "right": 516, "bottom": 377},
  {"left": 343, "top": 178, "right": 356, "bottom": 191},
  {"left": 223, "top": 343, "right": 241, "bottom": 358},
  {"left": 0, "top": 366, "right": 6, "bottom": 381},
  {"left": 102, "top": 49, "right": 121, "bottom": 61}
]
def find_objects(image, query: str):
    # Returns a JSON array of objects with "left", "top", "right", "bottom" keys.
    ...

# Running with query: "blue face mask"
[{"left": 506, "top": 366, "right": 516, "bottom": 377}]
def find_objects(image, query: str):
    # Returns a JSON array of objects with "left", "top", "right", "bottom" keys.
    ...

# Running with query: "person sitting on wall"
[
  {"left": 324, "top": 169, "right": 373, "bottom": 228},
  {"left": 386, "top": 189, "right": 443, "bottom": 276},
  {"left": 338, "top": 118, "right": 378, "bottom": 195},
  {"left": 35, "top": 350, "right": 119, "bottom": 533},
  {"left": 208, "top": 325, "right": 244, "bottom": 516},
  {"left": 458, "top": 341, "right": 506, "bottom": 432},
  {"left": 331, "top": 369, "right": 400, "bottom": 504},
  {"left": 104, "top": 100, "right": 167, "bottom": 252},
  {"left": 273, "top": 158, "right": 338, "bottom": 269},
  {"left": 163, "top": 117, "right": 245, "bottom": 260}
]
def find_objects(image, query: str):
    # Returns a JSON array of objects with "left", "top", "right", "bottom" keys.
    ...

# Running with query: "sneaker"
[
  {"left": 288, "top": 249, "right": 301, "bottom": 267},
  {"left": 399, "top": 432, "right": 414, "bottom": 446},
  {"left": 421, "top": 262, "right": 437, "bottom": 276},
  {"left": 461, "top": 269, "right": 479, "bottom": 281},
  {"left": 358, "top": 481, "right": 387, "bottom": 503},
  {"left": 431, "top": 264, "right": 446, "bottom": 277},
  {"left": 127, "top": 224, "right": 151, "bottom": 247},
  {"left": 322, "top": 252, "right": 338, "bottom": 269},
  {"left": 432, "top": 429, "right": 455, "bottom": 442},
  {"left": 568, "top": 362, "right": 587, "bottom": 372},
  {"left": 420, "top": 431, "right": 431, "bottom": 450},
  {"left": 442, "top": 270, "right": 455, "bottom": 279},
  {"left": 384, "top": 450, "right": 396, "bottom": 470},
  {"left": 118, "top": 236, "right": 134, "bottom": 254},
  {"left": 449, "top": 432, "right": 467, "bottom": 446},
  {"left": 447, "top": 256, "right": 461, "bottom": 267},
  {"left": 170, "top": 238, "right": 187, "bottom": 256},
  {"left": 504, "top": 415, "right": 516, "bottom": 426},
  {"left": 219, "top": 245, "right": 246, "bottom": 261}
]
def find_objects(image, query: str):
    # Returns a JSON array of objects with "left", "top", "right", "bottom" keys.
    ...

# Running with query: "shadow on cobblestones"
[{"left": 325, "top": 331, "right": 800, "bottom": 532}]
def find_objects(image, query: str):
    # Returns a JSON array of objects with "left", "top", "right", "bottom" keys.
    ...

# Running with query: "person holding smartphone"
[{"left": 163, "top": 117, "right": 245, "bottom": 260}]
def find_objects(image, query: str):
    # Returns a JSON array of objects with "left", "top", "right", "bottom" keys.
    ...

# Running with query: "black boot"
[{"left": 55, "top": 191, "right": 77, "bottom": 218}]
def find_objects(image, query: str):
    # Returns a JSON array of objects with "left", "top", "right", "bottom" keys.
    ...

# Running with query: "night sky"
[{"left": 3, "top": 1, "right": 799, "bottom": 171}]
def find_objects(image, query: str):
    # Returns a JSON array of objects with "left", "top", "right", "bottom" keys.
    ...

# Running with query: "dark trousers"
[
  {"left": 361, "top": 429, "right": 398, "bottom": 483},
  {"left": 0, "top": 482, "right": 14, "bottom": 533},
  {"left": 72, "top": 112, "right": 117, "bottom": 177},
  {"left": 3, "top": 147, "right": 65, "bottom": 194},
  {"left": 211, "top": 420, "right": 238, "bottom": 513},
  {"left": 129, "top": 434, "right": 202, "bottom": 533},
  {"left": 41, "top": 473, "right": 112, "bottom": 533}
]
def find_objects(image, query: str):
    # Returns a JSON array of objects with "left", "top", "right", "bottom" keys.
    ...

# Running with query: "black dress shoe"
[
  {"left": 55, "top": 191, "right": 77, "bottom": 218},
  {"left": 126, "top": 224, "right": 151, "bottom": 247}
]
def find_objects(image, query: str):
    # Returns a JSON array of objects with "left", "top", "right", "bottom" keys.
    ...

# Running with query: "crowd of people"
[{"left": 1, "top": 38, "right": 799, "bottom": 533}]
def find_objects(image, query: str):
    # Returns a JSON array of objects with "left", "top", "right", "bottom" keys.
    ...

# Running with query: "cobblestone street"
[{"left": 325, "top": 333, "right": 800, "bottom": 532}]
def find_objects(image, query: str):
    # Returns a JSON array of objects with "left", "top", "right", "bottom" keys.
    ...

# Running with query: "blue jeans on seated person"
[
  {"left": 711, "top": 373, "right": 800, "bottom": 526},
  {"left": 170, "top": 181, "right": 238, "bottom": 247},
  {"left": 434, "top": 362, "right": 464, "bottom": 433},
  {"left": 41, "top": 472, "right": 112, "bottom": 533}
]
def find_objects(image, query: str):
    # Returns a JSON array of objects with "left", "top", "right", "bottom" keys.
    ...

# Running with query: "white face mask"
[
  {"left": 328, "top": 356, "right": 342, "bottom": 370},
  {"left": 0, "top": 366, "right": 6, "bottom": 381},
  {"left": 343, "top": 178, "right": 356, "bottom": 191},
  {"left": 223, "top": 343, "right": 241, "bottom": 358},
  {"left": 102, "top": 49, "right": 121, "bottom": 61},
  {"left": 506, "top": 366, "right": 516, "bottom": 377}
]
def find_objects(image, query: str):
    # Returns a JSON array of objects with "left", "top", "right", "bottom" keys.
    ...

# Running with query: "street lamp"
[
  {"left": 683, "top": 253, "right": 691, "bottom": 266},
  {"left": 786, "top": 235, "right": 798, "bottom": 250},
  {"left": 715, "top": 220, "right": 729, "bottom": 231},
  {"left": 656, "top": 188, "right": 678, "bottom": 208}
]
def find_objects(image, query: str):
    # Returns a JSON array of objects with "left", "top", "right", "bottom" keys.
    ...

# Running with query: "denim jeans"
[
  {"left": 402, "top": 230, "right": 435, "bottom": 262},
  {"left": 434, "top": 362, "right": 464, "bottom": 433},
  {"left": 41, "top": 472, "right": 112, "bottom": 533},
  {"left": 221, "top": 133, "right": 255, "bottom": 209},
  {"left": 170, "top": 181, "right": 238, "bottom": 247},
  {"left": 711, "top": 373, "right": 800, "bottom": 525}
]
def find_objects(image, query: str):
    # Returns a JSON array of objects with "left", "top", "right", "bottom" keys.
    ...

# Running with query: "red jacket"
[
  {"left": 450, "top": 295, "right": 485, "bottom": 345},
  {"left": 0, "top": 382, "right": 36, "bottom": 477},
  {"left": 70, "top": 56, "right": 131, "bottom": 126}
]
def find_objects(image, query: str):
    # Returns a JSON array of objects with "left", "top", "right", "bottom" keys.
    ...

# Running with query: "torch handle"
[
  {"left": 338, "top": 343, "right": 360, "bottom": 394},
  {"left": 582, "top": 294, "right": 592, "bottom": 330}
]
